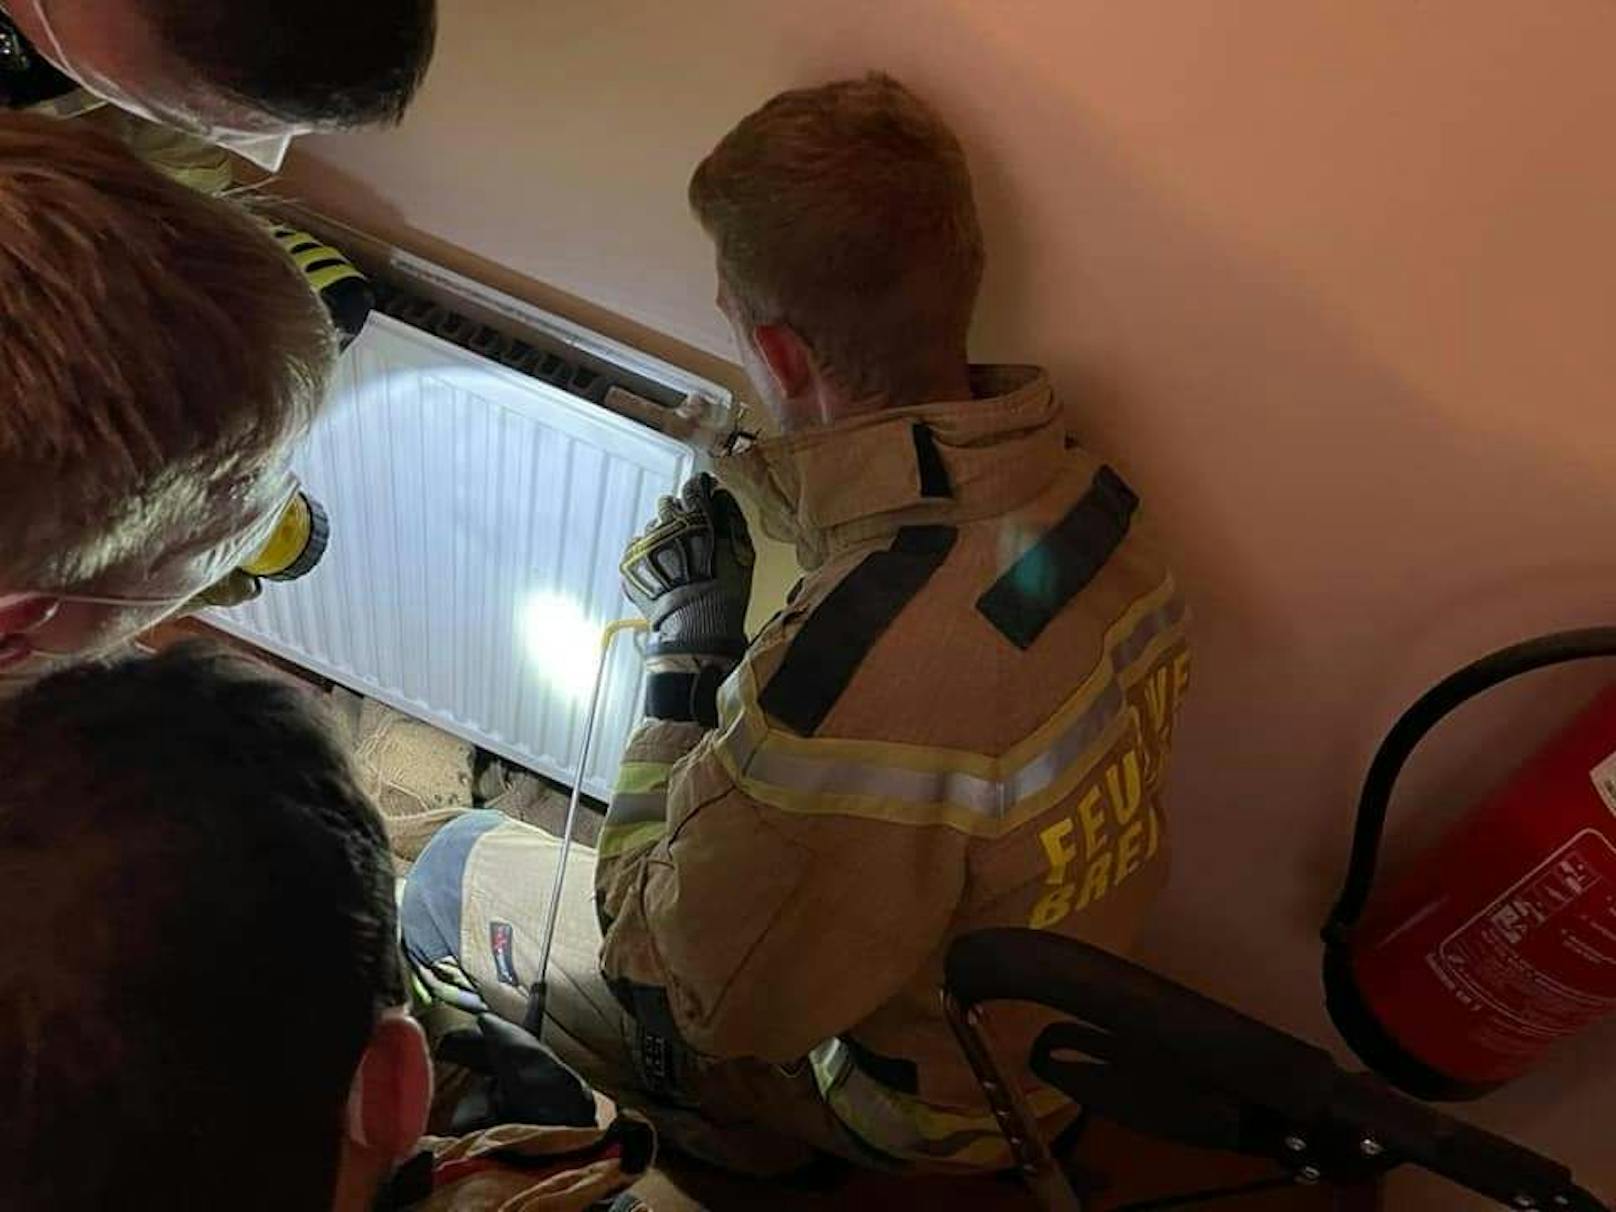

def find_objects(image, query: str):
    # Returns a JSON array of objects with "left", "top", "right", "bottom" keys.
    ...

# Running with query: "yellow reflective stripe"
[
  {"left": 614, "top": 761, "right": 672, "bottom": 796},
  {"left": 713, "top": 577, "right": 1187, "bottom": 837},
  {"left": 719, "top": 573, "right": 1181, "bottom": 780},
  {"left": 285, "top": 244, "right": 335, "bottom": 268},
  {"left": 596, "top": 819, "right": 666, "bottom": 859},
  {"left": 606, "top": 760, "right": 672, "bottom": 831},
  {"left": 304, "top": 262, "right": 365, "bottom": 292},
  {"left": 724, "top": 709, "right": 1137, "bottom": 837},
  {"left": 812, "top": 1039, "right": 1069, "bottom": 1165},
  {"left": 996, "top": 573, "right": 1182, "bottom": 770}
]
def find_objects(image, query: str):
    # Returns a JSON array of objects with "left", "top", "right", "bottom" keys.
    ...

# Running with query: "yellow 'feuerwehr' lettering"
[
  {"left": 1075, "top": 785, "right": 1108, "bottom": 859},
  {"left": 1029, "top": 882, "right": 1076, "bottom": 929},
  {"left": 1026, "top": 635, "right": 1190, "bottom": 931},
  {"left": 1075, "top": 851, "right": 1112, "bottom": 912},
  {"left": 1115, "top": 818, "right": 1146, "bottom": 882},
  {"left": 1027, "top": 742, "right": 1170, "bottom": 929},
  {"left": 1144, "top": 666, "right": 1171, "bottom": 733},
  {"left": 1039, "top": 817, "right": 1077, "bottom": 886},
  {"left": 1105, "top": 749, "right": 1142, "bottom": 825}
]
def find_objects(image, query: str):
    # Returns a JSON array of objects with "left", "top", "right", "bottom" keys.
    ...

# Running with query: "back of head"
[
  {"left": 0, "top": 643, "right": 399, "bottom": 1211},
  {"left": 0, "top": 113, "right": 335, "bottom": 592},
  {"left": 149, "top": 0, "right": 438, "bottom": 127},
  {"left": 690, "top": 72, "right": 984, "bottom": 405}
]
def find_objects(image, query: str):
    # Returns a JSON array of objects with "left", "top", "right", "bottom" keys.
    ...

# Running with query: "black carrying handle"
[
  {"left": 945, "top": 929, "right": 1609, "bottom": 1211},
  {"left": 1323, "top": 627, "right": 1616, "bottom": 944}
]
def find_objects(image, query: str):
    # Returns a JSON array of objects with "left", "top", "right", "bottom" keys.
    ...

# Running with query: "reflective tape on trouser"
[
  {"left": 716, "top": 576, "right": 1187, "bottom": 835},
  {"left": 600, "top": 760, "right": 672, "bottom": 857},
  {"left": 809, "top": 1039, "right": 1070, "bottom": 1168}
]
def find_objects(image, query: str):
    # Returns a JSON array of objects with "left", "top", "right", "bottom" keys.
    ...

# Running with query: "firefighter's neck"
[{"left": 753, "top": 322, "right": 969, "bottom": 434}]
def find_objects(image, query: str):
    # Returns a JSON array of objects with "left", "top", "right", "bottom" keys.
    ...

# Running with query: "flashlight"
[{"left": 240, "top": 490, "right": 329, "bottom": 582}]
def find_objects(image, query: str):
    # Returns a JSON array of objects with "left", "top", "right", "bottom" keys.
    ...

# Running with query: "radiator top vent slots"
[{"left": 373, "top": 279, "right": 622, "bottom": 408}]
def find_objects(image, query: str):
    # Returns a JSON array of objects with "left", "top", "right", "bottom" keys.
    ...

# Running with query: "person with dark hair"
[
  {"left": 0, "top": 0, "right": 436, "bottom": 166},
  {"left": 0, "top": 643, "right": 652, "bottom": 1211},
  {"left": 0, "top": 643, "right": 428, "bottom": 1210}
]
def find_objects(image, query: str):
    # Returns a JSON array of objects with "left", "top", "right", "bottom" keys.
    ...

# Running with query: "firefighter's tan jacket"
[
  {"left": 394, "top": 1117, "right": 653, "bottom": 1210},
  {"left": 595, "top": 365, "right": 1189, "bottom": 1167}
]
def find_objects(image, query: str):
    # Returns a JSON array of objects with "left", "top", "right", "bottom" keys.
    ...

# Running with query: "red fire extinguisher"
[{"left": 1325, "top": 628, "right": 1616, "bottom": 1100}]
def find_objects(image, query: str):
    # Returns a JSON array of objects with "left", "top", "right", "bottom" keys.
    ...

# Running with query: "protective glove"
[{"left": 620, "top": 473, "right": 754, "bottom": 725}]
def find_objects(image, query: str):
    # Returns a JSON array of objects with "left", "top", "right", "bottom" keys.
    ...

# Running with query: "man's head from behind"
[
  {"left": 690, "top": 73, "right": 984, "bottom": 431},
  {"left": 0, "top": 643, "right": 429, "bottom": 1211},
  {"left": 0, "top": 113, "right": 335, "bottom": 681},
  {"left": 4, "top": 0, "right": 436, "bottom": 136}
]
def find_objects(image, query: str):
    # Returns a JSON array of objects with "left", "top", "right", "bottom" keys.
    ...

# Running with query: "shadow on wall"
[{"left": 905, "top": 26, "right": 1616, "bottom": 1191}]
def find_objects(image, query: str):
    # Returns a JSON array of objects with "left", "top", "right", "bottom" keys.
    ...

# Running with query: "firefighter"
[
  {"left": 1, "top": 0, "right": 436, "bottom": 169},
  {"left": 404, "top": 73, "right": 1191, "bottom": 1174},
  {"left": 0, "top": 114, "right": 338, "bottom": 687}
]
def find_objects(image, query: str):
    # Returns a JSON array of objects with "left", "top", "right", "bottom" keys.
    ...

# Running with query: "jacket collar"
[{"left": 719, "top": 366, "right": 1066, "bottom": 569}]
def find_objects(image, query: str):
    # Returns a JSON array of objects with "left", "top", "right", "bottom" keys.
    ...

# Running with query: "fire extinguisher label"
[
  {"left": 1591, "top": 748, "right": 1616, "bottom": 816},
  {"left": 1428, "top": 829, "right": 1616, "bottom": 1057}
]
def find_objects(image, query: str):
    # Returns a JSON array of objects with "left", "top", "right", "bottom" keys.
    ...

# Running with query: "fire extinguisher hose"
[{"left": 1323, "top": 626, "right": 1616, "bottom": 943}]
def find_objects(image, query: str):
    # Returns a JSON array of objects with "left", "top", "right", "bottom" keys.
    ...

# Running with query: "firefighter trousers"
[{"left": 403, "top": 811, "right": 878, "bottom": 1176}]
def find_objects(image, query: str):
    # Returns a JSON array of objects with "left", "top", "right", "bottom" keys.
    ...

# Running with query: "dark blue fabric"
[{"left": 401, "top": 809, "right": 505, "bottom": 965}]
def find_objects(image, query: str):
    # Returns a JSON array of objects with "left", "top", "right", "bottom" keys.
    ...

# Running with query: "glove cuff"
[
  {"left": 645, "top": 666, "right": 729, "bottom": 727},
  {"left": 646, "top": 634, "right": 748, "bottom": 663}
]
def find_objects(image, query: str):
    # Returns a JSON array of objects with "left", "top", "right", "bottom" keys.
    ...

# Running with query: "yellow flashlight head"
[{"left": 240, "top": 491, "right": 330, "bottom": 582}]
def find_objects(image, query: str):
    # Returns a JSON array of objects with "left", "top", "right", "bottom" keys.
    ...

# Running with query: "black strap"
[
  {"left": 373, "top": 1151, "right": 436, "bottom": 1210},
  {"left": 976, "top": 465, "right": 1139, "bottom": 651},
  {"left": 760, "top": 525, "right": 958, "bottom": 736},
  {"left": 644, "top": 666, "right": 726, "bottom": 727},
  {"left": 911, "top": 423, "right": 952, "bottom": 498},
  {"left": 843, "top": 1036, "right": 920, "bottom": 1095}
]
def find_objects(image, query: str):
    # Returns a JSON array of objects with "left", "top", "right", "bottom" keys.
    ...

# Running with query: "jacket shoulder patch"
[
  {"left": 976, "top": 466, "right": 1138, "bottom": 650},
  {"left": 760, "top": 525, "right": 957, "bottom": 736}
]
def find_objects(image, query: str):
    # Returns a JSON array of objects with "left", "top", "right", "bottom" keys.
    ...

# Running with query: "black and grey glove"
[{"left": 620, "top": 473, "right": 754, "bottom": 725}]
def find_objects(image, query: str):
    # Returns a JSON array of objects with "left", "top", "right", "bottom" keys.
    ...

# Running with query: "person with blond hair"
[
  {"left": 0, "top": 112, "right": 336, "bottom": 686},
  {"left": 408, "top": 74, "right": 1191, "bottom": 1176}
]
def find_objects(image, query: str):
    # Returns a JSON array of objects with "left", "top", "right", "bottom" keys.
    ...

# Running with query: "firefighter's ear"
[
  {"left": 752, "top": 322, "right": 815, "bottom": 400},
  {"left": 345, "top": 1010, "right": 431, "bottom": 1163}
]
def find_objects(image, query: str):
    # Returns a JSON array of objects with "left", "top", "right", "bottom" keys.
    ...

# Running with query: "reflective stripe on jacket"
[{"left": 594, "top": 366, "right": 1189, "bottom": 1166}]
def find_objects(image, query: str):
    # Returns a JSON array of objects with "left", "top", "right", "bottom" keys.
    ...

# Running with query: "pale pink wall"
[{"left": 284, "top": 0, "right": 1616, "bottom": 1198}]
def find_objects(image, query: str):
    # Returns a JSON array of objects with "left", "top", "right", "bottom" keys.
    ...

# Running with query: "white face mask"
[
  {"left": 20, "top": 0, "right": 303, "bottom": 171},
  {"left": 0, "top": 471, "right": 302, "bottom": 679}
]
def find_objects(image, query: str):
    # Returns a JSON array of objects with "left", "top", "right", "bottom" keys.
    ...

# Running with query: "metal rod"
[
  {"left": 942, "top": 990, "right": 1084, "bottom": 1212},
  {"left": 529, "top": 617, "right": 647, "bottom": 1027}
]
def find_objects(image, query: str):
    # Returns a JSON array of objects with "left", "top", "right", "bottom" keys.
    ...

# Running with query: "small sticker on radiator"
[{"left": 1592, "top": 749, "right": 1616, "bottom": 817}]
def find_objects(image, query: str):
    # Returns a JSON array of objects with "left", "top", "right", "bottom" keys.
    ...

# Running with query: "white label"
[{"left": 1592, "top": 749, "right": 1616, "bottom": 816}]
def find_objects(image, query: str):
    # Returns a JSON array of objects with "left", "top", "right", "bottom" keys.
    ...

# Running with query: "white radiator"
[{"left": 210, "top": 312, "right": 698, "bottom": 800}]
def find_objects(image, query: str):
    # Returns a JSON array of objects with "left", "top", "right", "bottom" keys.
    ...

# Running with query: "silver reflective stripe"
[
  {"left": 604, "top": 790, "right": 669, "bottom": 827},
  {"left": 721, "top": 592, "right": 1185, "bottom": 822}
]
